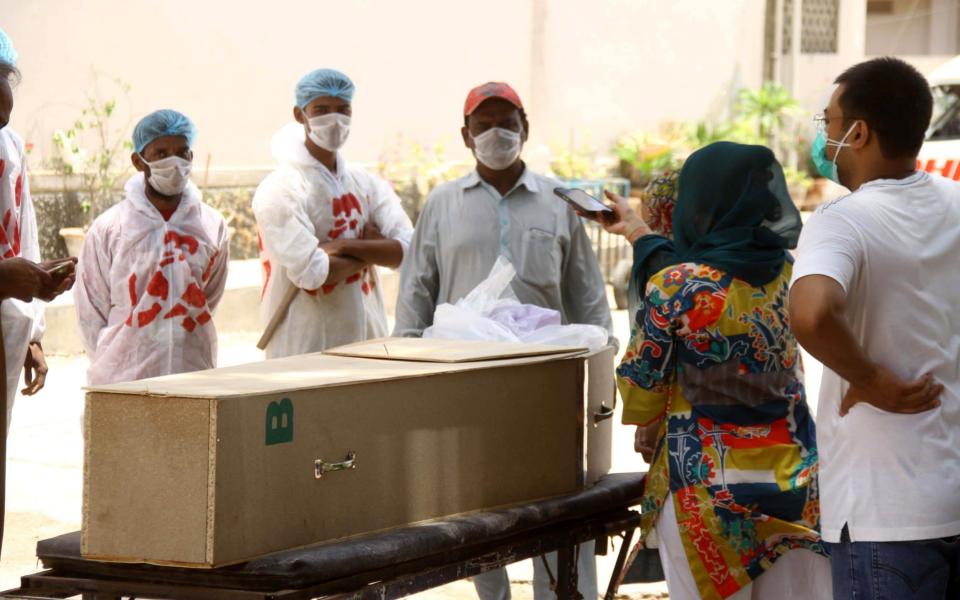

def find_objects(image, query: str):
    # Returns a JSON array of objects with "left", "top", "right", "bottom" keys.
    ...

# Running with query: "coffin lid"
[{"left": 85, "top": 337, "right": 586, "bottom": 399}]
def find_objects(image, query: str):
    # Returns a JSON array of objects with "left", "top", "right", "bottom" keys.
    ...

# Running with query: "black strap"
[{"left": 540, "top": 555, "right": 557, "bottom": 592}]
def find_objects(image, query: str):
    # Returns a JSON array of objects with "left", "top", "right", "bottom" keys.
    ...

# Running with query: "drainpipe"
[
  {"left": 789, "top": 0, "right": 802, "bottom": 169},
  {"left": 771, "top": 0, "right": 785, "bottom": 155}
]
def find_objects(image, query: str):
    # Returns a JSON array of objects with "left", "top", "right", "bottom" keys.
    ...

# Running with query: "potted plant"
[{"left": 50, "top": 76, "right": 132, "bottom": 255}]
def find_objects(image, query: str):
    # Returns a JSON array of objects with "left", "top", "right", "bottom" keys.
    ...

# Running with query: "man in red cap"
[{"left": 395, "top": 82, "right": 611, "bottom": 600}]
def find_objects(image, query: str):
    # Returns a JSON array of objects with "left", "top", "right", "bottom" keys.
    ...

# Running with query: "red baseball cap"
[{"left": 463, "top": 82, "right": 524, "bottom": 117}]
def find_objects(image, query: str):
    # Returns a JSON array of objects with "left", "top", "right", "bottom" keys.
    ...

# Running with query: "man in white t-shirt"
[{"left": 790, "top": 57, "right": 960, "bottom": 598}]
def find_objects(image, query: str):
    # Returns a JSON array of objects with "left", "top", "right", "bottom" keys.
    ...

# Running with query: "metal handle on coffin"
[
  {"left": 593, "top": 404, "right": 614, "bottom": 425},
  {"left": 315, "top": 451, "right": 357, "bottom": 479}
]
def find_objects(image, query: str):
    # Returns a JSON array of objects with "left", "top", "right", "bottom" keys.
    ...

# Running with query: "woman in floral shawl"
[{"left": 597, "top": 142, "right": 830, "bottom": 599}]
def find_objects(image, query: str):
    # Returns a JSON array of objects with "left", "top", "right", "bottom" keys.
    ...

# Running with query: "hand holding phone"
[
  {"left": 47, "top": 261, "right": 74, "bottom": 276},
  {"left": 553, "top": 187, "right": 616, "bottom": 217},
  {"left": 42, "top": 258, "right": 78, "bottom": 297}
]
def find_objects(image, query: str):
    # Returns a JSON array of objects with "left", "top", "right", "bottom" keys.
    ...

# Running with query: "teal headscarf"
[{"left": 632, "top": 142, "right": 801, "bottom": 292}]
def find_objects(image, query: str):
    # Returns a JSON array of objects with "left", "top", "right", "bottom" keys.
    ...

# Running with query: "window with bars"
[
  {"left": 763, "top": 0, "right": 841, "bottom": 79},
  {"left": 783, "top": 0, "right": 840, "bottom": 53}
]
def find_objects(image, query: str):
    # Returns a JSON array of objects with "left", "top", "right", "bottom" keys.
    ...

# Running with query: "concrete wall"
[
  {"left": 529, "top": 0, "right": 766, "bottom": 154},
  {"left": 5, "top": 0, "right": 766, "bottom": 173},
  {"left": 866, "top": 0, "right": 934, "bottom": 55},
  {"left": 866, "top": 0, "right": 960, "bottom": 56},
  {"left": 783, "top": 0, "right": 957, "bottom": 119},
  {"left": 782, "top": 0, "right": 869, "bottom": 119}
]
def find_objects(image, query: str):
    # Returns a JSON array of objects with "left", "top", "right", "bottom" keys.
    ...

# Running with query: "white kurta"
[
  {"left": 74, "top": 175, "right": 229, "bottom": 386},
  {"left": 252, "top": 124, "right": 413, "bottom": 359},
  {"left": 0, "top": 128, "right": 43, "bottom": 426}
]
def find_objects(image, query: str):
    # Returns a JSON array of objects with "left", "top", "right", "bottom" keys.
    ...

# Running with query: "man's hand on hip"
[{"left": 840, "top": 366, "right": 943, "bottom": 416}]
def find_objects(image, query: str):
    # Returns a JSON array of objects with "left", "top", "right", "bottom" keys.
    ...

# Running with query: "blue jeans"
[{"left": 827, "top": 525, "right": 960, "bottom": 599}]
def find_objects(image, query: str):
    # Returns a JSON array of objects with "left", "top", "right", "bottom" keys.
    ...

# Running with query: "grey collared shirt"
[{"left": 393, "top": 167, "right": 613, "bottom": 340}]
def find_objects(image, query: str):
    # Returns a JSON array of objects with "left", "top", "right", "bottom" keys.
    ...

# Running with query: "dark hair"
[
  {"left": 0, "top": 62, "right": 20, "bottom": 86},
  {"left": 834, "top": 57, "right": 932, "bottom": 159}
]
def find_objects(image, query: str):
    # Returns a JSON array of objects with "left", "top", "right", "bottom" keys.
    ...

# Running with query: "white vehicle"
[{"left": 920, "top": 56, "right": 960, "bottom": 178}]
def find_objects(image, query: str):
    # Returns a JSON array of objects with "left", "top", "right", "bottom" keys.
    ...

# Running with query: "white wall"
[
  {"left": 866, "top": 0, "right": 960, "bottom": 56},
  {"left": 928, "top": 0, "right": 960, "bottom": 54},
  {"left": 784, "top": 0, "right": 868, "bottom": 118},
  {"left": 788, "top": 0, "right": 956, "bottom": 118},
  {"left": 532, "top": 0, "right": 766, "bottom": 153},
  {"left": 866, "top": 0, "right": 933, "bottom": 55},
  {"left": 4, "top": 0, "right": 768, "bottom": 173}
]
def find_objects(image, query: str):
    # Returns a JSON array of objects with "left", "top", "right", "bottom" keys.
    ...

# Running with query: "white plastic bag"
[
  {"left": 520, "top": 324, "right": 608, "bottom": 352},
  {"left": 427, "top": 302, "right": 520, "bottom": 343},
  {"left": 424, "top": 257, "right": 523, "bottom": 342},
  {"left": 488, "top": 303, "right": 561, "bottom": 335},
  {"left": 423, "top": 257, "right": 609, "bottom": 352},
  {"left": 456, "top": 255, "right": 520, "bottom": 313}
]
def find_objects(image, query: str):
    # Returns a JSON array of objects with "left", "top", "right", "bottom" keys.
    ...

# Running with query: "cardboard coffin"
[{"left": 82, "top": 338, "right": 615, "bottom": 567}]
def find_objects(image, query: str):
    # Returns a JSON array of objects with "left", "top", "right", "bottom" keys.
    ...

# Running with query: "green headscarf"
[
  {"left": 631, "top": 141, "right": 801, "bottom": 297},
  {"left": 672, "top": 142, "right": 801, "bottom": 285}
]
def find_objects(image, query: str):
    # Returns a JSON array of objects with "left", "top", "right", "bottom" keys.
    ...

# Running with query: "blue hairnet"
[
  {"left": 295, "top": 68, "right": 354, "bottom": 108},
  {"left": 0, "top": 28, "right": 18, "bottom": 66},
  {"left": 132, "top": 109, "right": 197, "bottom": 154}
]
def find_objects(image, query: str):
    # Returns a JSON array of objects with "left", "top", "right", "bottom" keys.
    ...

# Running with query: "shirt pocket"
[{"left": 517, "top": 227, "right": 560, "bottom": 288}]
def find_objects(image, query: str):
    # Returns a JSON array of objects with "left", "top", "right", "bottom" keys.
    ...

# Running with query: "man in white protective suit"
[
  {"left": 252, "top": 68, "right": 413, "bottom": 358},
  {"left": 74, "top": 109, "right": 230, "bottom": 386}
]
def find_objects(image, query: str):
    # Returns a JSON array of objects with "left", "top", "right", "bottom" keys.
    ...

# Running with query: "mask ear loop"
[
  {"left": 838, "top": 121, "right": 859, "bottom": 146},
  {"left": 829, "top": 121, "right": 860, "bottom": 172}
]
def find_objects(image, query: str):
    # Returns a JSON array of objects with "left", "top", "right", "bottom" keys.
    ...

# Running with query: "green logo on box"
[{"left": 265, "top": 398, "right": 294, "bottom": 445}]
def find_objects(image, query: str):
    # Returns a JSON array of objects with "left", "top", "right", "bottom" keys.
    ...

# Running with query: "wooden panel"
[
  {"left": 82, "top": 393, "right": 213, "bottom": 566},
  {"left": 208, "top": 360, "right": 582, "bottom": 566}
]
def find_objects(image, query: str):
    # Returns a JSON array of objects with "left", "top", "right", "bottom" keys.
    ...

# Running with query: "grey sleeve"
[
  {"left": 392, "top": 196, "right": 441, "bottom": 337},
  {"left": 561, "top": 214, "right": 616, "bottom": 347}
]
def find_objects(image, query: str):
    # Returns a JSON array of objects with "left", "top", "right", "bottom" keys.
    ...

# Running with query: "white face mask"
[
  {"left": 142, "top": 155, "right": 192, "bottom": 196},
  {"left": 307, "top": 113, "right": 351, "bottom": 151},
  {"left": 472, "top": 127, "right": 523, "bottom": 170}
]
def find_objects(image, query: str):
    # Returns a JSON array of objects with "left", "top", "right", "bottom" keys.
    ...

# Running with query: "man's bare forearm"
[
  {"left": 338, "top": 239, "right": 403, "bottom": 269},
  {"left": 789, "top": 276, "right": 878, "bottom": 387},
  {"left": 325, "top": 255, "right": 366, "bottom": 285}
]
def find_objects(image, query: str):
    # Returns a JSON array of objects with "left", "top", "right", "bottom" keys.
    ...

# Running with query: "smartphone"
[
  {"left": 553, "top": 187, "right": 614, "bottom": 217},
  {"left": 47, "top": 261, "right": 75, "bottom": 276}
]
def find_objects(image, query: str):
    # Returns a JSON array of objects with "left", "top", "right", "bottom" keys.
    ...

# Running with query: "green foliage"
[
  {"left": 376, "top": 135, "right": 470, "bottom": 222},
  {"left": 549, "top": 145, "right": 613, "bottom": 181},
  {"left": 202, "top": 188, "right": 259, "bottom": 260},
  {"left": 48, "top": 74, "right": 133, "bottom": 227},
  {"left": 783, "top": 166, "right": 813, "bottom": 193},
  {"left": 688, "top": 119, "right": 761, "bottom": 147},
  {"left": 736, "top": 81, "right": 800, "bottom": 144},
  {"left": 612, "top": 125, "right": 687, "bottom": 188},
  {"left": 613, "top": 82, "right": 807, "bottom": 190}
]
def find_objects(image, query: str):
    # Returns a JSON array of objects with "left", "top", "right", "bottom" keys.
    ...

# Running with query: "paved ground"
[{"left": 0, "top": 291, "right": 823, "bottom": 598}]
